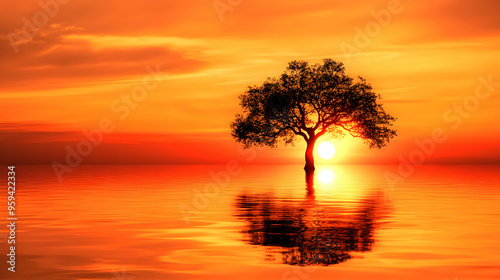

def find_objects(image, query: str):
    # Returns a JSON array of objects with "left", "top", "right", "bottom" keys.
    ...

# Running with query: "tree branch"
[
  {"left": 337, "top": 123, "right": 361, "bottom": 138},
  {"left": 287, "top": 125, "right": 309, "bottom": 141}
]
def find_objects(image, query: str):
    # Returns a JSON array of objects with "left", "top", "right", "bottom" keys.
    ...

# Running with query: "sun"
[{"left": 318, "top": 141, "right": 336, "bottom": 159}]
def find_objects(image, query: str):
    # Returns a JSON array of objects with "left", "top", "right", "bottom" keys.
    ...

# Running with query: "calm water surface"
[{"left": 1, "top": 165, "right": 499, "bottom": 279}]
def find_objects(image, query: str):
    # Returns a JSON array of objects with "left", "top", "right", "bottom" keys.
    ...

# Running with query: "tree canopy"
[{"left": 231, "top": 58, "right": 397, "bottom": 170}]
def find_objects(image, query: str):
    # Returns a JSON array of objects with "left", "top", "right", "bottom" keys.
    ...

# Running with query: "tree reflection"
[
  {"left": 306, "top": 170, "right": 315, "bottom": 199},
  {"left": 234, "top": 180, "right": 387, "bottom": 266}
]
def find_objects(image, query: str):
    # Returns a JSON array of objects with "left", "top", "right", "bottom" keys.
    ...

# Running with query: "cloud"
[
  {"left": 0, "top": 24, "right": 208, "bottom": 90},
  {"left": 419, "top": 0, "right": 500, "bottom": 39},
  {"left": 0, "top": 122, "right": 240, "bottom": 165}
]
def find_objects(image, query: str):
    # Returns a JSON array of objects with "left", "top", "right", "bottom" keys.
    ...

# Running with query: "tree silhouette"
[
  {"left": 233, "top": 192, "right": 387, "bottom": 266},
  {"left": 231, "top": 59, "right": 397, "bottom": 171}
]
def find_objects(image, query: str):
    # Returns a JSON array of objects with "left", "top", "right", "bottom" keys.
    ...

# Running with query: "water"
[{"left": 1, "top": 165, "right": 499, "bottom": 279}]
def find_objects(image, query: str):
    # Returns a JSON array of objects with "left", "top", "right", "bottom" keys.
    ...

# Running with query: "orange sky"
[{"left": 1, "top": 0, "right": 500, "bottom": 165}]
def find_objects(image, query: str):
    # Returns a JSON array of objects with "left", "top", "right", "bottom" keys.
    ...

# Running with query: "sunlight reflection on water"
[{"left": 0, "top": 165, "right": 499, "bottom": 280}]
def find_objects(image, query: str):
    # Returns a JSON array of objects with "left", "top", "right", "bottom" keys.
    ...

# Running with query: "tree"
[
  {"left": 230, "top": 59, "right": 397, "bottom": 171},
  {"left": 234, "top": 192, "right": 384, "bottom": 266}
]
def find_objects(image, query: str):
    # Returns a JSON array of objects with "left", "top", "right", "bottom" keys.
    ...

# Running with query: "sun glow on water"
[{"left": 318, "top": 169, "right": 335, "bottom": 184}]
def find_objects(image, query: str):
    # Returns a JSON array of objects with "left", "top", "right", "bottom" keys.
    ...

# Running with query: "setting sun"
[{"left": 318, "top": 141, "right": 336, "bottom": 160}]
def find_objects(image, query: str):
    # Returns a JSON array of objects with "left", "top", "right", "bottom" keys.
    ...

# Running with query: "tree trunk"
[
  {"left": 304, "top": 138, "right": 316, "bottom": 171},
  {"left": 305, "top": 169, "right": 315, "bottom": 198}
]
